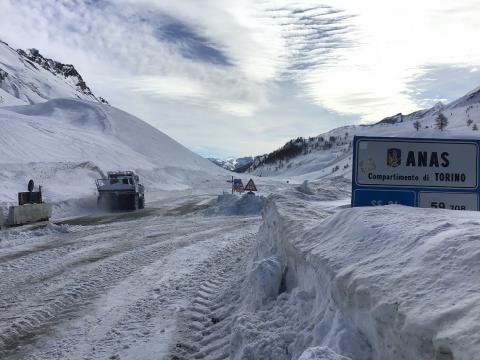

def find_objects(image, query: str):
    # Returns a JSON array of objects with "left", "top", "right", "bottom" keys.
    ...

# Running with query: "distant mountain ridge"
[
  {"left": 208, "top": 156, "right": 254, "bottom": 173},
  {"left": 0, "top": 40, "right": 105, "bottom": 106},
  {"left": 247, "top": 86, "right": 480, "bottom": 179}
]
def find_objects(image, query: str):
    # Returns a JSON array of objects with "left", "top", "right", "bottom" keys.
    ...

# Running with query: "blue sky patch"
[
  {"left": 407, "top": 64, "right": 480, "bottom": 108},
  {"left": 155, "top": 20, "right": 231, "bottom": 66}
]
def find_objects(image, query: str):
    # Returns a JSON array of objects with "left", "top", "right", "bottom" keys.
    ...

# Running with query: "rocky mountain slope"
[
  {"left": 0, "top": 40, "right": 105, "bottom": 106},
  {"left": 208, "top": 156, "right": 254, "bottom": 173}
]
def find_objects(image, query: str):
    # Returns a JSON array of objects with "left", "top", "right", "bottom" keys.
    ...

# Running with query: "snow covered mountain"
[
  {"left": 0, "top": 40, "right": 105, "bottom": 106},
  {"left": 0, "top": 40, "right": 226, "bottom": 211},
  {"left": 208, "top": 156, "right": 254, "bottom": 172},
  {"left": 0, "top": 98, "right": 226, "bottom": 206},
  {"left": 247, "top": 86, "right": 480, "bottom": 181}
]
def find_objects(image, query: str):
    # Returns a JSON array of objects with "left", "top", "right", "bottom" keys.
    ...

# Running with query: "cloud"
[
  {"left": 406, "top": 64, "right": 480, "bottom": 108},
  {"left": 128, "top": 76, "right": 209, "bottom": 99},
  {"left": 1, "top": 0, "right": 480, "bottom": 156},
  {"left": 280, "top": 0, "right": 480, "bottom": 122},
  {"left": 0, "top": 0, "right": 283, "bottom": 117}
]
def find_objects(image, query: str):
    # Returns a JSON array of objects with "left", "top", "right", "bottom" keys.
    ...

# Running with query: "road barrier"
[{"left": 7, "top": 203, "right": 52, "bottom": 226}]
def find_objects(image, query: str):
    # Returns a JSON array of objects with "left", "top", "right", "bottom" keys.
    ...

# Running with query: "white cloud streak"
[
  {"left": 281, "top": 0, "right": 480, "bottom": 121},
  {"left": 0, "top": 0, "right": 283, "bottom": 117},
  {"left": 1, "top": 0, "right": 480, "bottom": 155}
]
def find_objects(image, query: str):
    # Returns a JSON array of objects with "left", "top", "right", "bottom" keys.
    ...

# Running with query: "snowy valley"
[
  {"left": 0, "top": 40, "right": 226, "bottom": 216},
  {"left": 0, "top": 37, "right": 480, "bottom": 360},
  {"left": 246, "top": 88, "right": 480, "bottom": 184}
]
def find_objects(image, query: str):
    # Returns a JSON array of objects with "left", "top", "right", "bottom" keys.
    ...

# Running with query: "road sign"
[
  {"left": 233, "top": 178, "right": 244, "bottom": 192},
  {"left": 352, "top": 136, "right": 480, "bottom": 210},
  {"left": 244, "top": 179, "right": 257, "bottom": 192},
  {"left": 353, "top": 189, "right": 416, "bottom": 207}
]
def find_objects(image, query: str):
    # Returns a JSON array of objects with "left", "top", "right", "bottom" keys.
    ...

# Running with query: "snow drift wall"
[
  {"left": 242, "top": 192, "right": 480, "bottom": 360},
  {"left": 0, "top": 98, "right": 227, "bottom": 213},
  {"left": 206, "top": 194, "right": 267, "bottom": 216}
]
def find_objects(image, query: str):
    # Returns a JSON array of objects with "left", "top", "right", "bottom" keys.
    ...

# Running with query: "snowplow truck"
[{"left": 96, "top": 171, "right": 145, "bottom": 211}]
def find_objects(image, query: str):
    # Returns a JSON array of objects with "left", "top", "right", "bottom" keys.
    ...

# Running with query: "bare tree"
[
  {"left": 473, "top": 124, "right": 478, "bottom": 131},
  {"left": 467, "top": 118, "right": 473, "bottom": 127},
  {"left": 413, "top": 120, "right": 421, "bottom": 131}
]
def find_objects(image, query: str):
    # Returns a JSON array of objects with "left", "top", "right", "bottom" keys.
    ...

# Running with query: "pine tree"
[
  {"left": 413, "top": 121, "right": 421, "bottom": 131},
  {"left": 435, "top": 113, "right": 448, "bottom": 131},
  {"left": 473, "top": 124, "right": 478, "bottom": 131},
  {"left": 467, "top": 119, "right": 473, "bottom": 127}
]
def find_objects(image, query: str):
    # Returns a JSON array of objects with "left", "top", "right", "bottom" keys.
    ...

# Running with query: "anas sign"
[{"left": 352, "top": 136, "right": 480, "bottom": 210}]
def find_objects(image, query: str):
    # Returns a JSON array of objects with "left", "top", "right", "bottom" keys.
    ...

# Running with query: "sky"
[{"left": 1, "top": 0, "right": 480, "bottom": 158}]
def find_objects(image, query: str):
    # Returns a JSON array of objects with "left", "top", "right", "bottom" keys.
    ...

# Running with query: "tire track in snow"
[
  {"left": 168, "top": 231, "right": 255, "bottom": 360},
  {"left": 0, "top": 213, "right": 258, "bottom": 359},
  {"left": 70, "top": 230, "right": 258, "bottom": 360},
  {"left": 0, "top": 216, "right": 228, "bottom": 315}
]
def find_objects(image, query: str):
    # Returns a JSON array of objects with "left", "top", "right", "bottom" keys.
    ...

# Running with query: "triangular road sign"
[{"left": 244, "top": 178, "right": 257, "bottom": 192}]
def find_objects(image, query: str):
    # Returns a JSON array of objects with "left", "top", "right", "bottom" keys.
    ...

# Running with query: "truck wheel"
[
  {"left": 139, "top": 196, "right": 145, "bottom": 209},
  {"left": 97, "top": 196, "right": 104, "bottom": 210},
  {"left": 134, "top": 194, "right": 139, "bottom": 210}
]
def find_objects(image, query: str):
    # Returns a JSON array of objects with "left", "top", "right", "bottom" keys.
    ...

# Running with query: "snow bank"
[
  {"left": 0, "top": 222, "right": 77, "bottom": 248},
  {"left": 206, "top": 193, "right": 267, "bottom": 216},
  {"left": 0, "top": 99, "right": 221, "bottom": 172},
  {"left": 0, "top": 98, "right": 227, "bottom": 214},
  {"left": 299, "top": 347, "right": 352, "bottom": 360},
  {"left": 229, "top": 193, "right": 371, "bottom": 360},
  {"left": 237, "top": 192, "right": 480, "bottom": 359},
  {"left": 296, "top": 180, "right": 315, "bottom": 195}
]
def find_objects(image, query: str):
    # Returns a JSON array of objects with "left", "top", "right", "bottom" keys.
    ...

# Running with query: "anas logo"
[
  {"left": 387, "top": 148, "right": 401, "bottom": 167},
  {"left": 360, "top": 158, "right": 376, "bottom": 174}
]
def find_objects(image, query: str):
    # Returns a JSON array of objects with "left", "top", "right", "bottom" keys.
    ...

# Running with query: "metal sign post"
[{"left": 352, "top": 136, "right": 480, "bottom": 210}]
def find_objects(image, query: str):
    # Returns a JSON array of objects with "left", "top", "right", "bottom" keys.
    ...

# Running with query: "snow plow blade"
[{"left": 97, "top": 192, "right": 139, "bottom": 211}]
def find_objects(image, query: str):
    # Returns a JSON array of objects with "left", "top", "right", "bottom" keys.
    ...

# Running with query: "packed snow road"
[{"left": 0, "top": 195, "right": 261, "bottom": 360}]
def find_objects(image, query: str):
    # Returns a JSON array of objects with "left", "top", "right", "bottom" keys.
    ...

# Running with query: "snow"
[
  {"left": 208, "top": 157, "right": 254, "bottom": 172},
  {"left": 0, "top": 39, "right": 229, "bottom": 216},
  {"left": 0, "top": 196, "right": 261, "bottom": 359},
  {"left": 219, "top": 184, "right": 371, "bottom": 360},
  {"left": 0, "top": 88, "right": 25, "bottom": 106},
  {"left": 206, "top": 193, "right": 267, "bottom": 216},
  {"left": 0, "top": 40, "right": 98, "bottom": 106},
  {"left": 226, "top": 188, "right": 480, "bottom": 359},
  {"left": 248, "top": 87, "right": 480, "bottom": 183},
  {"left": 0, "top": 98, "right": 226, "bottom": 214},
  {"left": 2, "top": 36, "right": 480, "bottom": 360},
  {"left": 127, "top": 180, "right": 478, "bottom": 360},
  {"left": 299, "top": 347, "right": 352, "bottom": 360},
  {"left": 0, "top": 99, "right": 221, "bottom": 171},
  {"left": 296, "top": 180, "right": 315, "bottom": 195},
  {"left": 1, "top": 162, "right": 480, "bottom": 359}
]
